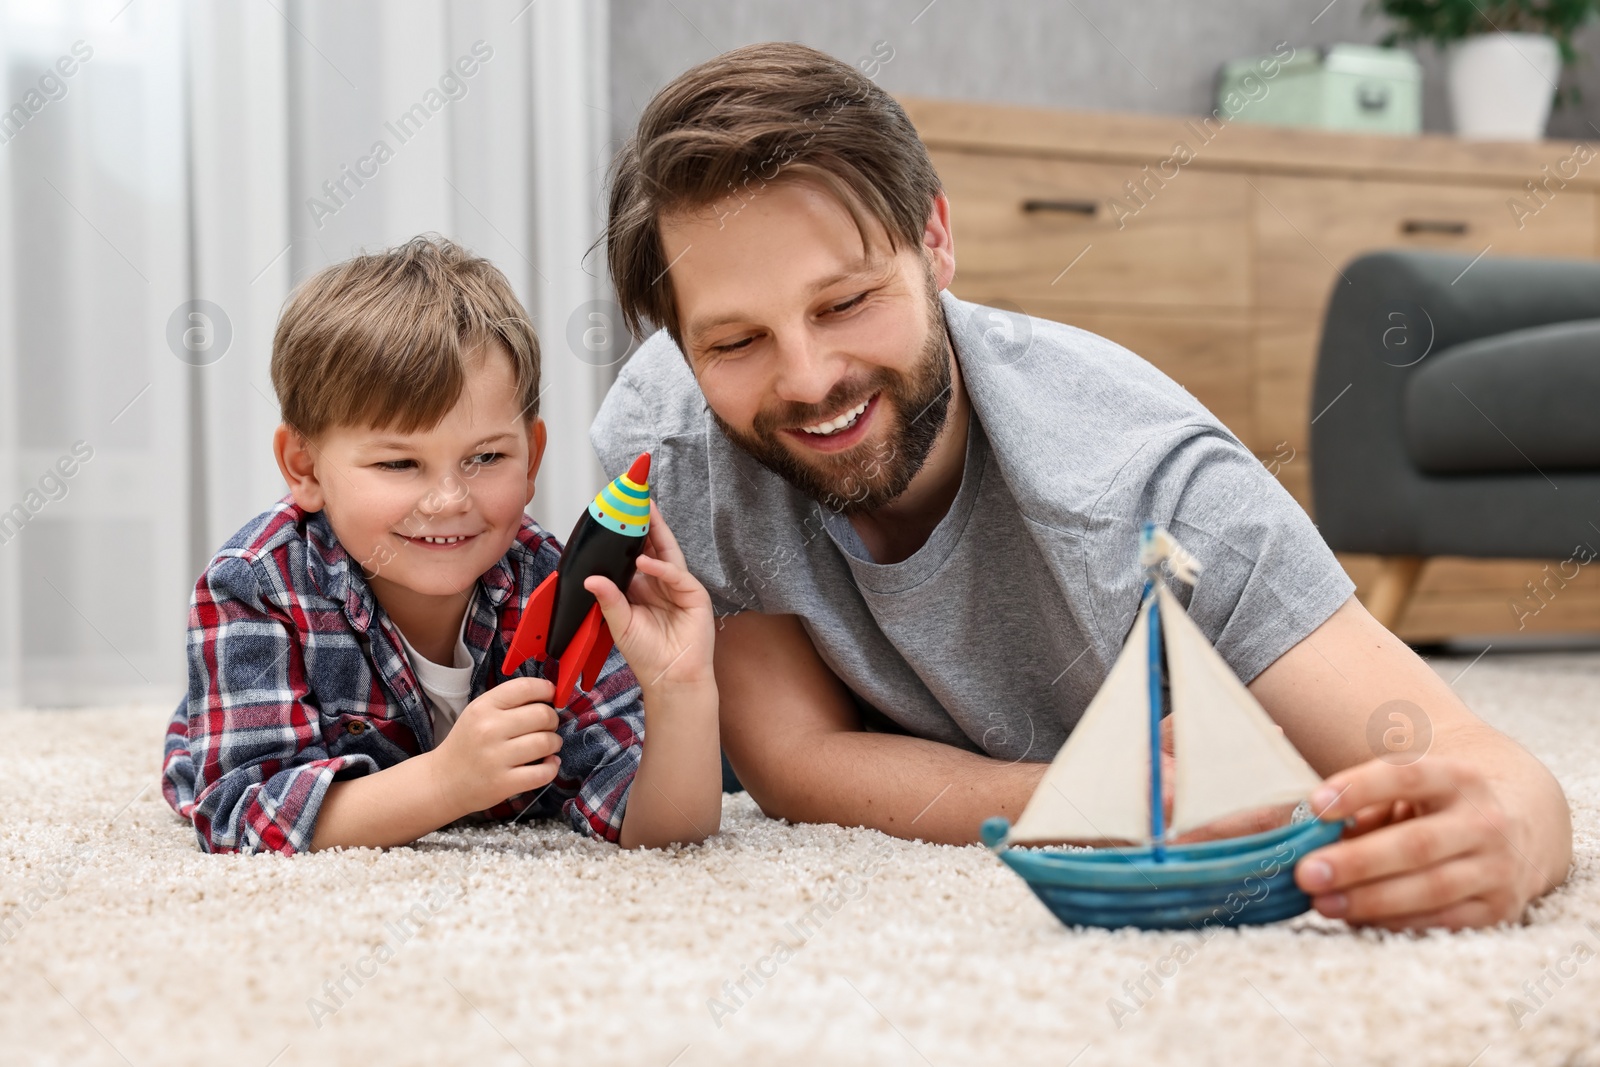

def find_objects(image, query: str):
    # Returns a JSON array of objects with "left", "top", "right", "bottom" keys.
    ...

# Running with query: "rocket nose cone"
[{"left": 625, "top": 452, "right": 651, "bottom": 486}]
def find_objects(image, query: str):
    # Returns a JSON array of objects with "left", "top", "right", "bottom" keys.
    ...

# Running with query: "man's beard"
[{"left": 711, "top": 275, "right": 953, "bottom": 516}]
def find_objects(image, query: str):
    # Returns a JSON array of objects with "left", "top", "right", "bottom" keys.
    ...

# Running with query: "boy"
[{"left": 162, "top": 235, "right": 721, "bottom": 854}]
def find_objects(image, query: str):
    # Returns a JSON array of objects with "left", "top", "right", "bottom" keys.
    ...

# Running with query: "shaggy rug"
[{"left": 0, "top": 650, "right": 1597, "bottom": 1067}]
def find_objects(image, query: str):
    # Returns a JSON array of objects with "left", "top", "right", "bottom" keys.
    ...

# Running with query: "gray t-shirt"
[{"left": 590, "top": 290, "right": 1354, "bottom": 762}]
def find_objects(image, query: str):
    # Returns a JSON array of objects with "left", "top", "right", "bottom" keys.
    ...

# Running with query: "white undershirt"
[{"left": 395, "top": 597, "right": 476, "bottom": 745}]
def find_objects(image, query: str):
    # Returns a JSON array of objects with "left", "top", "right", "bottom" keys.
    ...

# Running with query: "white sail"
[
  {"left": 1159, "top": 582, "right": 1323, "bottom": 836},
  {"left": 1008, "top": 597, "right": 1153, "bottom": 845}
]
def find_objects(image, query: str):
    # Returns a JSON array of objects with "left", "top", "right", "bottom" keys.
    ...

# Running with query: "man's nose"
[{"left": 770, "top": 328, "right": 841, "bottom": 406}]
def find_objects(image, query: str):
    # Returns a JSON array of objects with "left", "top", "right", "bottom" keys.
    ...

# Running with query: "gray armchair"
[{"left": 1310, "top": 249, "right": 1600, "bottom": 629}]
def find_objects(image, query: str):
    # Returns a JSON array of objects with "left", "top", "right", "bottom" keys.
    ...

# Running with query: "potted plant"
[{"left": 1369, "top": 0, "right": 1599, "bottom": 139}]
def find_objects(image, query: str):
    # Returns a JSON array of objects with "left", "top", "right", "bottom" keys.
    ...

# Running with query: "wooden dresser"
[{"left": 902, "top": 96, "right": 1600, "bottom": 642}]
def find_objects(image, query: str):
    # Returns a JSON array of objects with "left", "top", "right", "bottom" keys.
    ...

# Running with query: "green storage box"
[{"left": 1217, "top": 44, "right": 1421, "bottom": 136}]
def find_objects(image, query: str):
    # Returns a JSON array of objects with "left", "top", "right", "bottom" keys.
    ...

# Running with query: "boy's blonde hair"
[{"left": 271, "top": 235, "right": 540, "bottom": 438}]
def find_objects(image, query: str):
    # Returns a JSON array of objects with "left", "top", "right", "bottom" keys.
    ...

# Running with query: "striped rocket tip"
[{"left": 588, "top": 453, "right": 652, "bottom": 536}]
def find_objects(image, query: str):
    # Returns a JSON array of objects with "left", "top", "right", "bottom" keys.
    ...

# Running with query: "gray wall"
[{"left": 609, "top": 0, "right": 1600, "bottom": 150}]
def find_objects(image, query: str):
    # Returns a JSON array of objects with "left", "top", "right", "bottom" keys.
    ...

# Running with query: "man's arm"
[
  {"left": 1249, "top": 594, "right": 1572, "bottom": 929},
  {"left": 715, "top": 611, "right": 1046, "bottom": 845},
  {"left": 718, "top": 612, "right": 1286, "bottom": 845}
]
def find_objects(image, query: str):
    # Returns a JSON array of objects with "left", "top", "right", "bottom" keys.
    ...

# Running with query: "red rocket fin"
[
  {"left": 554, "top": 603, "right": 605, "bottom": 708},
  {"left": 502, "top": 571, "right": 558, "bottom": 675},
  {"left": 579, "top": 616, "right": 615, "bottom": 693}
]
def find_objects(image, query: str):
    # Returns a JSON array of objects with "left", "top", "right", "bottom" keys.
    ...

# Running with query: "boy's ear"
[
  {"left": 273, "top": 423, "right": 327, "bottom": 512},
  {"left": 523, "top": 417, "right": 548, "bottom": 506}
]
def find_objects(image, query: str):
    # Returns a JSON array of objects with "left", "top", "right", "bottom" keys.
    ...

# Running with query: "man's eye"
[
  {"left": 709, "top": 336, "right": 754, "bottom": 356},
  {"left": 375, "top": 460, "right": 415, "bottom": 472},
  {"left": 827, "top": 293, "right": 868, "bottom": 315}
]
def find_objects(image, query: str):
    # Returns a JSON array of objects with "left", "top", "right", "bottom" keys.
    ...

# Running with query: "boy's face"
[{"left": 276, "top": 342, "right": 546, "bottom": 605}]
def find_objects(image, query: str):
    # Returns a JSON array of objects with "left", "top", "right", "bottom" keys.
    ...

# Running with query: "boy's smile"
[
  {"left": 275, "top": 341, "right": 547, "bottom": 660},
  {"left": 405, "top": 533, "right": 480, "bottom": 549}
]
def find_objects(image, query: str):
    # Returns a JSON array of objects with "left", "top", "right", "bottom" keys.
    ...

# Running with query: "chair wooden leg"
[{"left": 1365, "top": 555, "right": 1425, "bottom": 631}]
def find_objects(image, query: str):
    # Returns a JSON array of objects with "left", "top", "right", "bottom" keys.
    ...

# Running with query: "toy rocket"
[{"left": 501, "top": 453, "right": 652, "bottom": 707}]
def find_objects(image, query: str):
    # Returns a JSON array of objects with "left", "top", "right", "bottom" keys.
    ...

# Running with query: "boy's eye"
[
  {"left": 469, "top": 452, "right": 504, "bottom": 467},
  {"left": 375, "top": 459, "right": 415, "bottom": 472}
]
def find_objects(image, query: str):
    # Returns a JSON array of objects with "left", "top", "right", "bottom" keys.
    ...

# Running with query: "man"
[{"left": 591, "top": 42, "right": 1571, "bottom": 930}]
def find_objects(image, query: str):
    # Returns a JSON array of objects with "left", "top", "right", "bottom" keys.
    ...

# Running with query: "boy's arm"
[
  {"left": 172, "top": 555, "right": 382, "bottom": 855},
  {"left": 530, "top": 651, "right": 652, "bottom": 842},
  {"left": 310, "top": 678, "right": 564, "bottom": 850},
  {"left": 716, "top": 610, "right": 1048, "bottom": 845},
  {"left": 617, "top": 677, "right": 722, "bottom": 848},
  {"left": 310, "top": 754, "right": 460, "bottom": 850},
  {"left": 581, "top": 501, "right": 724, "bottom": 848}
]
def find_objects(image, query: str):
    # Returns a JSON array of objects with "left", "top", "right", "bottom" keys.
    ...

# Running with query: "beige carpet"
[{"left": 1, "top": 650, "right": 1598, "bottom": 1067}]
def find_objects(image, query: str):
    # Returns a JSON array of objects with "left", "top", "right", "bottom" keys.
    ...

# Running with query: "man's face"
[
  {"left": 660, "top": 180, "right": 956, "bottom": 513},
  {"left": 286, "top": 343, "right": 545, "bottom": 605}
]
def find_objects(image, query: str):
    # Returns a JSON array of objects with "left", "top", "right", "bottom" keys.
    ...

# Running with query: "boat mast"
[{"left": 1141, "top": 523, "right": 1167, "bottom": 863}]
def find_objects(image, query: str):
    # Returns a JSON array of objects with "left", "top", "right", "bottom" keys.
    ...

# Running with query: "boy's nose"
[{"left": 427, "top": 474, "right": 473, "bottom": 513}]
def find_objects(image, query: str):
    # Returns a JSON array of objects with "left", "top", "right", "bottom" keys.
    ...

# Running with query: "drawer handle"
[
  {"left": 1401, "top": 219, "right": 1469, "bottom": 236},
  {"left": 1357, "top": 82, "right": 1390, "bottom": 112},
  {"left": 1022, "top": 198, "right": 1099, "bottom": 217}
]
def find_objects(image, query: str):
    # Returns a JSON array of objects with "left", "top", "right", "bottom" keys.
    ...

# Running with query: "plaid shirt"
[{"left": 161, "top": 498, "right": 645, "bottom": 855}]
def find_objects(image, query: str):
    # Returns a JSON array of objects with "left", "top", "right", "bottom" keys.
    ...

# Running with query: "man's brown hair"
[
  {"left": 271, "top": 234, "right": 540, "bottom": 438},
  {"left": 606, "top": 41, "right": 943, "bottom": 344}
]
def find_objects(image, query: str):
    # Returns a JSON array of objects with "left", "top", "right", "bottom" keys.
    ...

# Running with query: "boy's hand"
[
  {"left": 432, "top": 676, "right": 563, "bottom": 816},
  {"left": 584, "top": 500, "right": 715, "bottom": 693}
]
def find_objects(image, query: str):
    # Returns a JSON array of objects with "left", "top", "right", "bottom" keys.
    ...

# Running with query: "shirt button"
[{"left": 346, "top": 720, "right": 369, "bottom": 736}]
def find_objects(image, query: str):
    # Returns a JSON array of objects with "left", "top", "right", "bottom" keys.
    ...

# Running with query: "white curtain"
[
  {"left": 0, "top": 0, "right": 612, "bottom": 707},
  {"left": 0, "top": 1, "right": 190, "bottom": 708}
]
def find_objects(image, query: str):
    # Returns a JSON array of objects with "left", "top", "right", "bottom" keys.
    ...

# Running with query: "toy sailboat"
[{"left": 980, "top": 523, "right": 1347, "bottom": 930}]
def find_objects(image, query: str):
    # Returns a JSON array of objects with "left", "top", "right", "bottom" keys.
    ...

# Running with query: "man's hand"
[
  {"left": 432, "top": 676, "right": 564, "bottom": 816},
  {"left": 1247, "top": 595, "right": 1570, "bottom": 929},
  {"left": 1294, "top": 755, "right": 1546, "bottom": 930}
]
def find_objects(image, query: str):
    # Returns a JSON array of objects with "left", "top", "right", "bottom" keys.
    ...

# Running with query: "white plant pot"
[{"left": 1448, "top": 32, "right": 1561, "bottom": 141}]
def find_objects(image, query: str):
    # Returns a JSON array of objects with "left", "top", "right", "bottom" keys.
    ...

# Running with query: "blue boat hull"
[{"left": 983, "top": 817, "right": 1346, "bottom": 931}]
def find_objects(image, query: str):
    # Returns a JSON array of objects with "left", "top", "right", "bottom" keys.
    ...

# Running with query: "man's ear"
[
  {"left": 523, "top": 417, "right": 549, "bottom": 507},
  {"left": 273, "top": 423, "right": 327, "bottom": 512},
  {"left": 923, "top": 191, "right": 956, "bottom": 292}
]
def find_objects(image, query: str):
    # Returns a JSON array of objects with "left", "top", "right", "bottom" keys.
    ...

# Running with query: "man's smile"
[{"left": 785, "top": 392, "right": 880, "bottom": 453}]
